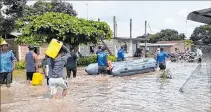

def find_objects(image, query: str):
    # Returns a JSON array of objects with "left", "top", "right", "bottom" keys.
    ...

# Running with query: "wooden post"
[
  {"left": 113, "top": 16, "right": 116, "bottom": 37},
  {"left": 130, "top": 19, "right": 132, "bottom": 38}
]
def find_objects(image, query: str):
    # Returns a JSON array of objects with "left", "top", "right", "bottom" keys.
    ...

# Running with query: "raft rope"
[{"left": 179, "top": 64, "right": 202, "bottom": 93}]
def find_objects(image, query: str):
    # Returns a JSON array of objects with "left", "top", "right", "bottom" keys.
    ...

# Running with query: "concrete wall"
[
  {"left": 139, "top": 46, "right": 173, "bottom": 54},
  {"left": 79, "top": 39, "right": 116, "bottom": 56},
  {"left": 19, "top": 44, "right": 48, "bottom": 61},
  {"left": 5, "top": 39, "right": 19, "bottom": 60},
  {"left": 79, "top": 39, "right": 135, "bottom": 57},
  {"left": 5, "top": 38, "right": 48, "bottom": 61}
]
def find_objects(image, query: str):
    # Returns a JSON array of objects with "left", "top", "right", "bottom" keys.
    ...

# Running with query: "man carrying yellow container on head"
[
  {"left": 48, "top": 45, "right": 71, "bottom": 99},
  {"left": 0, "top": 40, "right": 16, "bottom": 88}
]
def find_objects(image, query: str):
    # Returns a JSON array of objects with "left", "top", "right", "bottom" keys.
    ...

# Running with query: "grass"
[{"left": 13, "top": 69, "right": 26, "bottom": 76}]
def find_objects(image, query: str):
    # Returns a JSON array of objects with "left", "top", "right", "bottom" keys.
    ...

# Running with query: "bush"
[
  {"left": 77, "top": 55, "right": 117, "bottom": 66},
  {"left": 14, "top": 55, "right": 117, "bottom": 69},
  {"left": 15, "top": 61, "right": 26, "bottom": 69}
]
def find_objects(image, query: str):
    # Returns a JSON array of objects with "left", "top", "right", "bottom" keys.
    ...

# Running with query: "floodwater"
[{"left": 1, "top": 61, "right": 211, "bottom": 112}]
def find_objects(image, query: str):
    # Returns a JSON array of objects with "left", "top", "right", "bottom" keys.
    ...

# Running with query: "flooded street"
[{"left": 1, "top": 61, "right": 211, "bottom": 112}]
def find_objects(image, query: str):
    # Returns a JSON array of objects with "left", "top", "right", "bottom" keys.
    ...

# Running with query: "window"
[{"left": 89, "top": 46, "right": 94, "bottom": 54}]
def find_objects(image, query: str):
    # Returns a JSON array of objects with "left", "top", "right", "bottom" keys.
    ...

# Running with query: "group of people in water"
[{"left": 0, "top": 39, "right": 203, "bottom": 99}]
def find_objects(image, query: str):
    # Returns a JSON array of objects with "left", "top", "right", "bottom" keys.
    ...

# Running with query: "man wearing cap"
[
  {"left": 117, "top": 46, "right": 125, "bottom": 61},
  {"left": 25, "top": 45, "right": 38, "bottom": 84},
  {"left": 0, "top": 40, "right": 16, "bottom": 87},
  {"left": 97, "top": 47, "right": 108, "bottom": 74}
]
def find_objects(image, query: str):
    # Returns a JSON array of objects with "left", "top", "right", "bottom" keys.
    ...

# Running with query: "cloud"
[
  {"left": 177, "top": 9, "right": 188, "bottom": 17},
  {"left": 164, "top": 17, "right": 176, "bottom": 26},
  {"left": 25, "top": 1, "right": 210, "bottom": 39}
]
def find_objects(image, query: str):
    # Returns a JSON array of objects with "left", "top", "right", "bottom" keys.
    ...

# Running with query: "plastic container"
[
  {"left": 45, "top": 39, "right": 63, "bottom": 59},
  {"left": 32, "top": 73, "right": 43, "bottom": 86}
]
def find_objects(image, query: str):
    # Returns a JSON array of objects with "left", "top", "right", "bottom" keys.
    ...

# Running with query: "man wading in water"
[
  {"left": 0, "top": 40, "right": 16, "bottom": 87},
  {"left": 48, "top": 45, "right": 71, "bottom": 99},
  {"left": 97, "top": 47, "right": 108, "bottom": 74},
  {"left": 66, "top": 47, "right": 78, "bottom": 79},
  {"left": 196, "top": 47, "right": 203, "bottom": 64},
  {"left": 117, "top": 46, "right": 125, "bottom": 61},
  {"left": 156, "top": 48, "right": 169, "bottom": 77},
  {"left": 25, "top": 45, "right": 38, "bottom": 84}
]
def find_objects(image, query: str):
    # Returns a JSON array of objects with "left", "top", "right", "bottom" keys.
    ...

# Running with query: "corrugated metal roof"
[
  {"left": 139, "top": 43, "right": 177, "bottom": 47},
  {"left": 187, "top": 8, "right": 211, "bottom": 24}
]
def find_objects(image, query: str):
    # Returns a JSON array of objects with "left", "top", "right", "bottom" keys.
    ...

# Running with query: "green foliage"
[
  {"left": 15, "top": 12, "right": 113, "bottom": 46},
  {"left": 0, "top": 0, "right": 27, "bottom": 36},
  {"left": 77, "top": 55, "right": 117, "bottom": 66},
  {"left": 146, "top": 29, "right": 186, "bottom": 43},
  {"left": 190, "top": 25, "right": 211, "bottom": 45},
  {"left": 15, "top": 0, "right": 77, "bottom": 32},
  {"left": 77, "top": 55, "right": 97, "bottom": 66},
  {"left": 23, "top": 0, "right": 77, "bottom": 17},
  {"left": 15, "top": 61, "right": 26, "bottom": 69},
  {"left": 185, "top": 39, "right": 193, "bottom": 48},
  {"left": 0, "top": 37, "right": 4, "bottom": 43}
]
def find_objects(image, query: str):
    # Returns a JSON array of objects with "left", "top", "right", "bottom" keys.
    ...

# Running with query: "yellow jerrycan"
[
  {"left": 32, "top": 73, "right": 43, "bottom": 86},
  {"left": 45, "top": 39, "right": 63, "bottom": 59}
]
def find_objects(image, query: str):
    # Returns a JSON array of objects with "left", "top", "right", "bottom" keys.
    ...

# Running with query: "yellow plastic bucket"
[
  {"left": 32, "top": 73, "right": 43, "bottom": 86},
  {"left": 45, "top": 39, "right": 63, "bottom": 59}
]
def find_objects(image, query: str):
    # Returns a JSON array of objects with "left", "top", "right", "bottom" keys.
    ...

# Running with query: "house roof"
[
  {"left": 156, "top": 40, "right": 184, "bottom": 44},
  {"left": 114, "top": 37, "right": 149, "bottom": 41},
  {"left": 187, "top": 8, "right": 211, "bottom": 24},
  {"left": 139, "top": 43, "right": 177, "bottom": 47}
]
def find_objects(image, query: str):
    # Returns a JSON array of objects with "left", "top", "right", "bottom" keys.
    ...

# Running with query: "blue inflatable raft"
[{"left": 85, "top": 58, "right": 157, "bottom": 76}]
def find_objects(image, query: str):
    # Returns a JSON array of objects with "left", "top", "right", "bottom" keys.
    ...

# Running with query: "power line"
[{"left": 147, "top": 23, "right": 153, "bottom": 33}]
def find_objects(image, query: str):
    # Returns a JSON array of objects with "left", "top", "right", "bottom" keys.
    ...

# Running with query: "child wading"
[
  {"left": 41, "top": 55, "right": 50, "bottom": 85},
  {"left": 48, "top": 45, "right": 71, "bottom": 99}
]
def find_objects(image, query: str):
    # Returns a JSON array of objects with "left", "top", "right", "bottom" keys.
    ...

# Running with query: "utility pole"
[
  {"left": 86, "top": 4, "right": 89, "bottom": 20},
  {"left": 113, "top": 16, "right": 116, "bottom": 37},
  {"left": 130, "top": 19, "right": 132, "bottom": 38},
  {"left": 115, "top": 22, "right": 117, "bottom": 37},
  {"left": 144, "top": 21, "right": 147, "bottom": 57}
]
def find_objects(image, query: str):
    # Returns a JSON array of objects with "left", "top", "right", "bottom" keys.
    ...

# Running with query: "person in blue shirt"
[
  {"left": 96, "top": 46, "right": 102, "bottom": 54},
  {"left": 97, "top": 47, "right": 108, "bottom": 74},
  {"left": 156, "top": 48, "right": 168, "bottom": 70},
  {"left": 0, "top": 40, "right": 16, "bottom": 88},
  {"left": 117, "top": 46, "right": 125, "bottom": 61}
]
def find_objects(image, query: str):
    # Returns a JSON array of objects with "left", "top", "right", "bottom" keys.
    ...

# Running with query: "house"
[
  {"left": 79, "top": 37, "right": 148, "bottom": 57},
  {"left": 139, "top": 40, "right": 186, "bottom": 54},
  {"left": 5, "top": 34, "right": 184, "bottom": 61},
  {"left": 5, "top": 38, "right": 48, "bottom": 61}
]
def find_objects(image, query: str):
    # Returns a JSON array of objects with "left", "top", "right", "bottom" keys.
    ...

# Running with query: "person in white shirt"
[{"left": 196, "top": 47, "right": 203, "bottom": 63}]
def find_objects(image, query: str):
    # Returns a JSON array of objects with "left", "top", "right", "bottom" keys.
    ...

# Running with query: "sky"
[{"left": 27, "top": 1, "right": 211, "bottom": 38}]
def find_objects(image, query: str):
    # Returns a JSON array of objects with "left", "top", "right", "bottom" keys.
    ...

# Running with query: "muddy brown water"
[{"left": 1, "top": 61, "right": 211, "bottom": 112}]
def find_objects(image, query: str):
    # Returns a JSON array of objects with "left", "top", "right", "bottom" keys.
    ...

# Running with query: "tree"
[
  {"left": 190, "top": 25, "right": 211, "bottom": 45},
  {"left": 147, "top": 29, "right": 186, "bottom": 43},
  {"left": 184, "top": 39, "right": 193, "bottom": 48},
  {"left": 0, "top": 0, "right": 27, "bottom": 38},
  {"left": 23, "top": 0, "right": 77, "bottom": 17},
  {"left": 15, "top": 0, "right": 77, "bottom": 32},
  {"left": 15, "top": 12, "right": 112, "bottom": 47}
]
